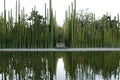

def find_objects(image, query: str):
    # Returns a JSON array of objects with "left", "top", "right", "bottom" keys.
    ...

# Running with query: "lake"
[{"left": 0, "top": 52, "right": 120, "bottom": 80}]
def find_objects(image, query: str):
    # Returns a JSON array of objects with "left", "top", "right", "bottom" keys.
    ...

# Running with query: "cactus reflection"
[{"left": 0, "top": 52, "right": 120, "bottom": 80}]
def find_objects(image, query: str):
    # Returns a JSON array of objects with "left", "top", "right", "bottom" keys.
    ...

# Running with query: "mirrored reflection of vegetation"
[
  {"left": 63, "top": 52, "right": 120, "bottom": 80},
  {"left": 0, "top": 52, "right": 120, "bottom": 80},
  {"left": 0, "top": 52, "right": 58, "bottom": 80}
]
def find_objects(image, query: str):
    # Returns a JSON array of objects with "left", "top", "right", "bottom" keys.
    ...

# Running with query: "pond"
[{"left": 0, "top": 52, "right": 120, "bottom": 80}]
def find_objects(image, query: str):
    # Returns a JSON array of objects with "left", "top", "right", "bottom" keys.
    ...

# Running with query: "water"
[{"left": 0, "top": 52, "right": 120, "bottom": 80}]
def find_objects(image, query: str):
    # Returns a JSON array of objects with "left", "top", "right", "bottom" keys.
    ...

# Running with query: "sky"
[{"left": 0, "top": 0, "right": 120, "bottom": 26}]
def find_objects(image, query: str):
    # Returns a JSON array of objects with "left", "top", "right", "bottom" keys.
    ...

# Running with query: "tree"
[
  {"left": 76, "top": 9, "right": 93, "bottom": 27},
  {"left": 28, "top": 10, "right": 44, "bottom": 26}
]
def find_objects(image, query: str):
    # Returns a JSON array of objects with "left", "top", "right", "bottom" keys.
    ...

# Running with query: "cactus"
[
  {"left": 74, "top": 0, "right": 76, "bottom": 47},
  {"left": 71, "top": 2, "right": 74, "bottom": 47},
  {"left": 4, "top": 0, "right": 6, "bottom": 48},
  {"left": 49, "top": 0, "right": 53, "bottom": 47},
  {"left": 16, "top": 0, "right": 17, "bottom": 22}
]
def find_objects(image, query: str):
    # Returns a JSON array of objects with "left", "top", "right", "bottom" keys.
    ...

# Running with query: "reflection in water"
[
  {"left": 56, "top": 58, "right": 65, "bottom": 80},
  {"left": 0, "top": 74, "right": 2, "bottom": 80},
  {"left": 0, "top": 52, "right": 120, "bottom": 80}
]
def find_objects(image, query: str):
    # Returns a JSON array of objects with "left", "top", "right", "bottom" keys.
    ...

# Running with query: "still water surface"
[{"left": 0, "top": 52, "right": 120, "bottom": 80}]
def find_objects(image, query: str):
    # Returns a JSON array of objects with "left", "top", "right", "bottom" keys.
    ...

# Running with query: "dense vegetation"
[
  {"left": 63, "top": 0, "right": 120, "bottom": 48},
  {"left": 0, "top": 0, "right": 57, "bottom": 48},
  {"left": 0, "top": 0, "right": 120, "bottom": 48}
]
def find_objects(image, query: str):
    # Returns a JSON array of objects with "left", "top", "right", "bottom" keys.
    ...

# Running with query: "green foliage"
[
  {"left": 0, "top": 0, "right": 57, "bottom": 48},
  {"left": 63, "top": 3, "right": 120, "bottom": 48},
  {"left": 1, "top": 0, "right": 120, "bottom": 48}
]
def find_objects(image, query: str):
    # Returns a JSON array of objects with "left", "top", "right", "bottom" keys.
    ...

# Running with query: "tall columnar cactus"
[
  {"left": 71, "top": 2, "right": 73, "bottom": 47},
  {"left": 46, "top": 8, "right": 49, "bottom": 25},
  {"left": 18, "top": 0, "right": 21, "bottom": 48},
  {"left": 4, "top": 0, "right": 6, "bottom": 48},
  {"left": 18, "top": 0, "right": 20, "bottom": 24},
  {"left": 68, "top": 5, "right": 71, "bottom": 46},
  {"left": 54, "top": 11, "right": 57, "bottom": 47},
  {"left": 69, "top": 5, "right": 70, "bottom": 19},
  {"left": 49, "top": 0, "right": 53, "bottom": 47},
  {"left": 22, "top": 7, "right": 25, "bottom": 24},
  {"left": 16, "top": 0, "right": 17, "bottom": 22},
  {"left": 47, "top": 8, "right": 49, "bottom": 47},
  {"left": 45, "top": 3, "right": 47, "bottom": 25},
  {"left": 65, "top": 10, "right": 68, "bottom": 46},
  {"left": 10, "top": 9, "right": 13, "bottom": 28},
  {"left": 4, "top": 0, "right": 6, "bottom": 31},
  {"left": 44, "top": 3, "right": 47, "bottom": 48},
  {"left": 49, "top": 0, "right": 52, "bottom": 28},
  {"left": 8, "top": 11, "right": 10, "bottom": 29},
  {"left": 74, "top": 0, "right": 76, "bottom": 47},
  {"left": 117, "top": 13, "right": 119, "bottom": 47}
]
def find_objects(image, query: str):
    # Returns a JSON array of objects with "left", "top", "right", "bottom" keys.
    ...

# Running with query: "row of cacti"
[
  {"left": 63, "top": 0, "right": 120, "bottom": 48},
  {"left": 1, "top": 0, "right": 120, "bottom": 48},
  {"left": 0, "top": 0, "right": 57, "bottom": 48}
]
